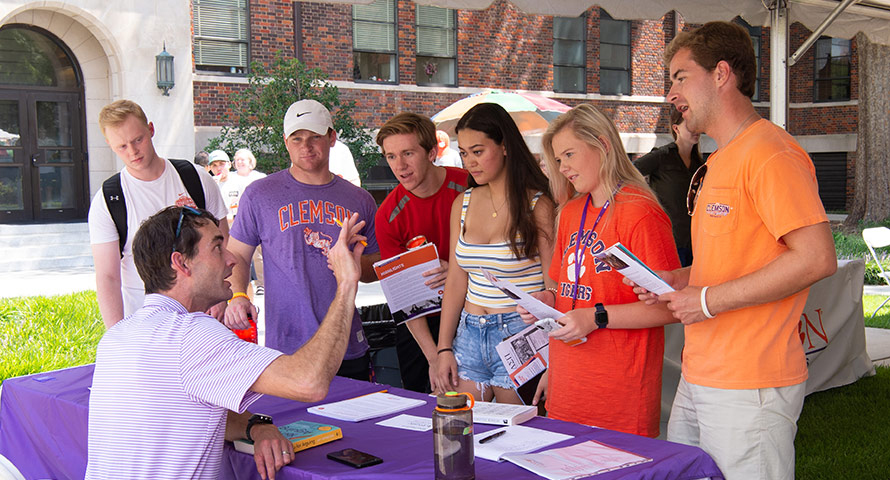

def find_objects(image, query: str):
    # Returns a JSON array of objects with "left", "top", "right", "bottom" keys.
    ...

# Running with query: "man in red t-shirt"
[{"left": 375, "top": 113, "right": 470, "bottom": 393}]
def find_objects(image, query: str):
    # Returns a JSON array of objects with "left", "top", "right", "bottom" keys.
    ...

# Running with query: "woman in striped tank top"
[{"left": 435, "top": 103, "right": 556, "bottom": 404}]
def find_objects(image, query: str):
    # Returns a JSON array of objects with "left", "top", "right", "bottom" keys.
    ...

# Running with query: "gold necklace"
[
  {"left": 726, "top": 111, "right": 759, "bottom": 146},
  {"left": 489, "top": 190, "right": 507, "bottom": 218}
]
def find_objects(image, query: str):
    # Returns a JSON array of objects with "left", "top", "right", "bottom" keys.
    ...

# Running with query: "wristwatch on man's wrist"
[
  {"left": 246, "top": 413, "right": 273, "bottom": 442},
  {"left": 594, "top": 303, "right": 609, "bottom": 329}
]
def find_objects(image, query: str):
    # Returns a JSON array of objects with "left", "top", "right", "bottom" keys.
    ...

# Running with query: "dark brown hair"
[
  {"left": 133, "top": 206, "right": 219, "bottom": 294},
  {"left": 665, "top": 21, "right": 756, "bottom": 98},
  {"left": 456, "top": 102, "right": 552, "bottom": 259}
]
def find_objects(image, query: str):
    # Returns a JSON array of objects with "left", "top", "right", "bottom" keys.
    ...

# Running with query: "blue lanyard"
[{"left": 572, "top": 193, "right": 610, "bottom": 310}]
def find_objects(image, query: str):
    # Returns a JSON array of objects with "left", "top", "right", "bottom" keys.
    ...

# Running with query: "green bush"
[{"left": 207, "top": 52, "right": 381, "bottom": 178}]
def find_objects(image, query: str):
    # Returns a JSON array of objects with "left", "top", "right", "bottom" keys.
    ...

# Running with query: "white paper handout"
[
  {"left": 307, "top": 392, "right": 426, "bottom": 422},
  {"left": 474, "top": 425, "right": 573, "bottom": 462},
  {"left": 376, "top": 414, "right": 433, "bottom": 432},
  {"left": 593, "top": 242, "right": 674, "bottom": 295},
  {"left": 502, "top": 440, "right": 653, "bottom": 479},
  {"left": 481, "top": 269, "right": 564, "bottom": 321},
  {"left": 372, "top": 243, "right": 442, "bottom": 324}
]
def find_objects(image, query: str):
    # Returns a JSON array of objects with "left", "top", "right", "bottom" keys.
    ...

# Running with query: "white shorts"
[{"left": 667, "top": 376, "right": 805, "bottom": 480}]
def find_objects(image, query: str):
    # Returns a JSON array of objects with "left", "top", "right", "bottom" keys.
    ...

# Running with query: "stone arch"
[{"left": 1, "top": 3, "right": 125, "bottom": 191}]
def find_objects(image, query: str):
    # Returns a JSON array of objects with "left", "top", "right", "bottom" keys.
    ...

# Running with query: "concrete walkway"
[{"left": 2, "top": 266, "right": 889, "bottom": 367}]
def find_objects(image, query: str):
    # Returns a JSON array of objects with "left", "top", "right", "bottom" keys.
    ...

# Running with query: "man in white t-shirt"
[
  {"left": 328, "top": 139, "right": 361, "bottom": 186},
  {"left": 88, "top": 100, "right": 228, "bottom": 327},
  {"left": 86, "top": 205, "right": 367, "bottom": 479}
]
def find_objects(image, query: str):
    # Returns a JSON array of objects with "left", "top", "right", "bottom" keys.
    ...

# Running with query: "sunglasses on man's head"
[
  {"left": 173, "top": 206, "right": 202, "bottom": 252},
  {"left": 686, "top": 164, "right": 707, "bottom": 216}
]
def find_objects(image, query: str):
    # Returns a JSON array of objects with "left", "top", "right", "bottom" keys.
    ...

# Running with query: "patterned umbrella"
[{"left": 431, "top": 90, "right": 572, "bottom": 137}]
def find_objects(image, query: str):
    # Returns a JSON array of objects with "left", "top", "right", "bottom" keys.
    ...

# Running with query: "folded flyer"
[
  {"left": 372, "top": 243, "right": 442, "bottom": 324},
  {"left": 593, "top": 242, "right": 674, "bottom": 295}
]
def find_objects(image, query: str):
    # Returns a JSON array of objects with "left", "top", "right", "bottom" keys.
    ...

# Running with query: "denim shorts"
[{"left": 453, "top": 310, "right": 527, "bottom": 389}]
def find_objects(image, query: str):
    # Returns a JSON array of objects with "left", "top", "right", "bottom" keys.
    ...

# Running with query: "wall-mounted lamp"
[{"left": 156, "top": 43, "right": 174, "bottom": 96}]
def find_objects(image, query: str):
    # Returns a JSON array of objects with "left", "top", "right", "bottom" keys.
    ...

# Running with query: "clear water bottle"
[{"left": 433, "top": 391, "right": 475, "bottom": 480}]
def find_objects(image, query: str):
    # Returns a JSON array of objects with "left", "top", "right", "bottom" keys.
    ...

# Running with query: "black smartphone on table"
[{"left": 326, "top": 448, "right": 383, "bottom": 468}]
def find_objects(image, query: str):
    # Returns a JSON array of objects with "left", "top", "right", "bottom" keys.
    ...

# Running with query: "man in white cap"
[
  {"left": 223, "top": 99, "right": 381, "bottom": 380},
  {"left": 208, "top": 149, "right": 232, "bottom": 183}
]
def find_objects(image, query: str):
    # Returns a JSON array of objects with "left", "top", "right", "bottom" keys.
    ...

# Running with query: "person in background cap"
[
  {"left": 208, "top": 149, "right": 232, "bottom": 183},
  {"left": 433, "top": 130, "right": 462, "bottom": 168},
  {"left": 222, "top": 99, "right": 381, "bottom": 381}
]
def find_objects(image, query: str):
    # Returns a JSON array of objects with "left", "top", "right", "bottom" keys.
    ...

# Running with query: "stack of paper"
[
  {"left": 474, "top": 425, "right": 572, "bottom": 462},
  {"left": 502, "top": 440, "right": 653, "bottom": 479},
  {"left": 472, "top": 402, "right": 538, "bottom": 426},
  {"left": 308, "top": 392, "right": 426, "bottom": 422}
]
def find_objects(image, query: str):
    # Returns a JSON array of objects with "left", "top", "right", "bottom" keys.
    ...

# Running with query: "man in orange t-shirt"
[{"left": 646, "top": 22, "right": 838, "bottom": 480}]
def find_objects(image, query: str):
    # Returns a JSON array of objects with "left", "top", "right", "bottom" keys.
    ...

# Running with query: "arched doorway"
[{"left": 0, "top": 24, "right": 87, "bottom": 223}]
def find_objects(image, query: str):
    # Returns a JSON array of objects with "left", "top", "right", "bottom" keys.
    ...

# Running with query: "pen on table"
[
  {"left": 478, "top": 430, "right": 506, "bottom": 444},
  {"left": 333, "top": 217, "right": 368, "bottom": 246}
]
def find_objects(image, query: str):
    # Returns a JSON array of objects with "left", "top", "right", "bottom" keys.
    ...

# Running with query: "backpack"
[{"left": 102, "top": 159, "right": 206, "bottom": 257}]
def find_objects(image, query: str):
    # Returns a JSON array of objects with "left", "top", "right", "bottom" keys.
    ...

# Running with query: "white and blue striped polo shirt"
[{"left": 86, "top": 294, "right": 283, "bottom": 479}]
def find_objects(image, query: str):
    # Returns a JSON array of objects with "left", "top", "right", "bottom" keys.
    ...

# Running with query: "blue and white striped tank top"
[{"left": 454, "top": 188, "right": 545, "bottom": 308}]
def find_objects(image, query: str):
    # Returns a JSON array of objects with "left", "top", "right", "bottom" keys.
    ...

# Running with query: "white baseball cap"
[
  {"left": 208, "top": 149, "right": 230, "bottom": 164},
  {"left": 283, "top": 99, "right": 333, "bottom": 138}
]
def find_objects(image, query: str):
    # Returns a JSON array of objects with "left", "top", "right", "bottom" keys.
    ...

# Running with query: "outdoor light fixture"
[{"left": 156, "top": 43, "right": 174, "bottom": 96}]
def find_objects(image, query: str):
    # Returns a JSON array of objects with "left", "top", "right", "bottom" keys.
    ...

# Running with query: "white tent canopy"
[
  {"left": 329, "top": 0, "right": 890, "bottom": 46},
  {"left": 323, "top": 0, "right": 889, "bottom": 126}
]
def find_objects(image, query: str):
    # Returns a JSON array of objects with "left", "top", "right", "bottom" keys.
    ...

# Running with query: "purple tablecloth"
[{"left": 1, "top": 364, "right": 723, "bottom": 479}]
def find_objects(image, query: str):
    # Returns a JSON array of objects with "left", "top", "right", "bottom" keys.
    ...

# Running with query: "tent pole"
[{"left": 770, "top": 0, "right": 789, "bottom": 129}]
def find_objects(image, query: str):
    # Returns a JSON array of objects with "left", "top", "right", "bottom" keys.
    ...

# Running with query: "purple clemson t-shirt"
[{"left": 231, "top": 171, "right": 379, "bottom": 358}]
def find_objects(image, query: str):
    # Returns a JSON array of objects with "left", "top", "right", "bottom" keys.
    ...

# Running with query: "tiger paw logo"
[
  {"left": 304, "top": 228, "right": 332, "bottom": 255},
  {"left": 566, "top": 250, "right": 586, "bottom": 282}
]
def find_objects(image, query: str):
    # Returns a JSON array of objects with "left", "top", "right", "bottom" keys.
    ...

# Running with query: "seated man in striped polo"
[{"left": 85, "top": 206, "right": 367, "bottom": 480}]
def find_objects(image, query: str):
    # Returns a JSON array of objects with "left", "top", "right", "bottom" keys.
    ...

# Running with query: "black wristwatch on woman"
[
  {"left": 246, "top": 413, "right": 274, "bottom": 442},
  {"left": 594, "top": 303, "right": 609, "bottom": 329}
]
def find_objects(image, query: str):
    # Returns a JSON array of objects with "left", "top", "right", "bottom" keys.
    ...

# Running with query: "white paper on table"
[
  {"left": 502, "top": 439, "right": 653, "bottom": 480},
  {"left": 307, "top": 392, "right": 426, "bottom": 422},
  {"left": 474, "top": 425, "right": 573, "bottom": 462},
  {"left": 482, "top": 269, "right": 564, "bottom": 320},
  {"left": 376, "top": 414, "right": 433, "bottom": 432},
  {"left": 593, "top": 242, "right": 674, "bottom": 295}
]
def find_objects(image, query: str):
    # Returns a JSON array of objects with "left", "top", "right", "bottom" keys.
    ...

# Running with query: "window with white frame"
[
  {"left": 599, "top": 10, "right": 630, "bottom": 95},
  {"left": 193, "top": 0, "right": 249, "bottom": 74},
  {"left": 553, "top": 16, "right": 586, "bottom": 93},
  {"left": 353, "top": 0, "right": 397, "bottom": 83},
  {"left": 416, "top": 5, "right": 456, "bottom": 86},
  {"left": 814, "top": 37, "right": 851, "bottom": 102}
]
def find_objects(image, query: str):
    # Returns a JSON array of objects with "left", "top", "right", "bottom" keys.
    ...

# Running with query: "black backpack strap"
[
  {"left": 169, "top": 159, "right": 206, "bottom": 210},
  {"left": 102, "top": 173, "right": 127, "bottom": 258}
]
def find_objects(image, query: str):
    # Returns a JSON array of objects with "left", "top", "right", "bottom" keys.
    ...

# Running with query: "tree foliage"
[{"left": 207, "top": 53, "right": 380, "bottom": 176}]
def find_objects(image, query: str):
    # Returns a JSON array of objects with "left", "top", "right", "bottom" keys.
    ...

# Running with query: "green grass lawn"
[
  {"left": 0, "top": 291, "right": 103, "bottom": 380},
  {"left": 796, "top": 365, "right": 890, "bottom": 480},
  {"left": 863, "top": 295, "right": 890, "bottom": 329}
]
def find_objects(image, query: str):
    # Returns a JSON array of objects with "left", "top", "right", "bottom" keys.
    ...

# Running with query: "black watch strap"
[
  {"left": 594, "top": 303, "right": 609, "bottom": 329},
  {"left": 246, "top": 413, "right": 273, "bottom": 442}
]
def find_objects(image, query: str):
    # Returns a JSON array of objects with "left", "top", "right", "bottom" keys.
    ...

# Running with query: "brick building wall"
[{"left": 193, "top": 0, "right": 860, "bottom": 208}]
